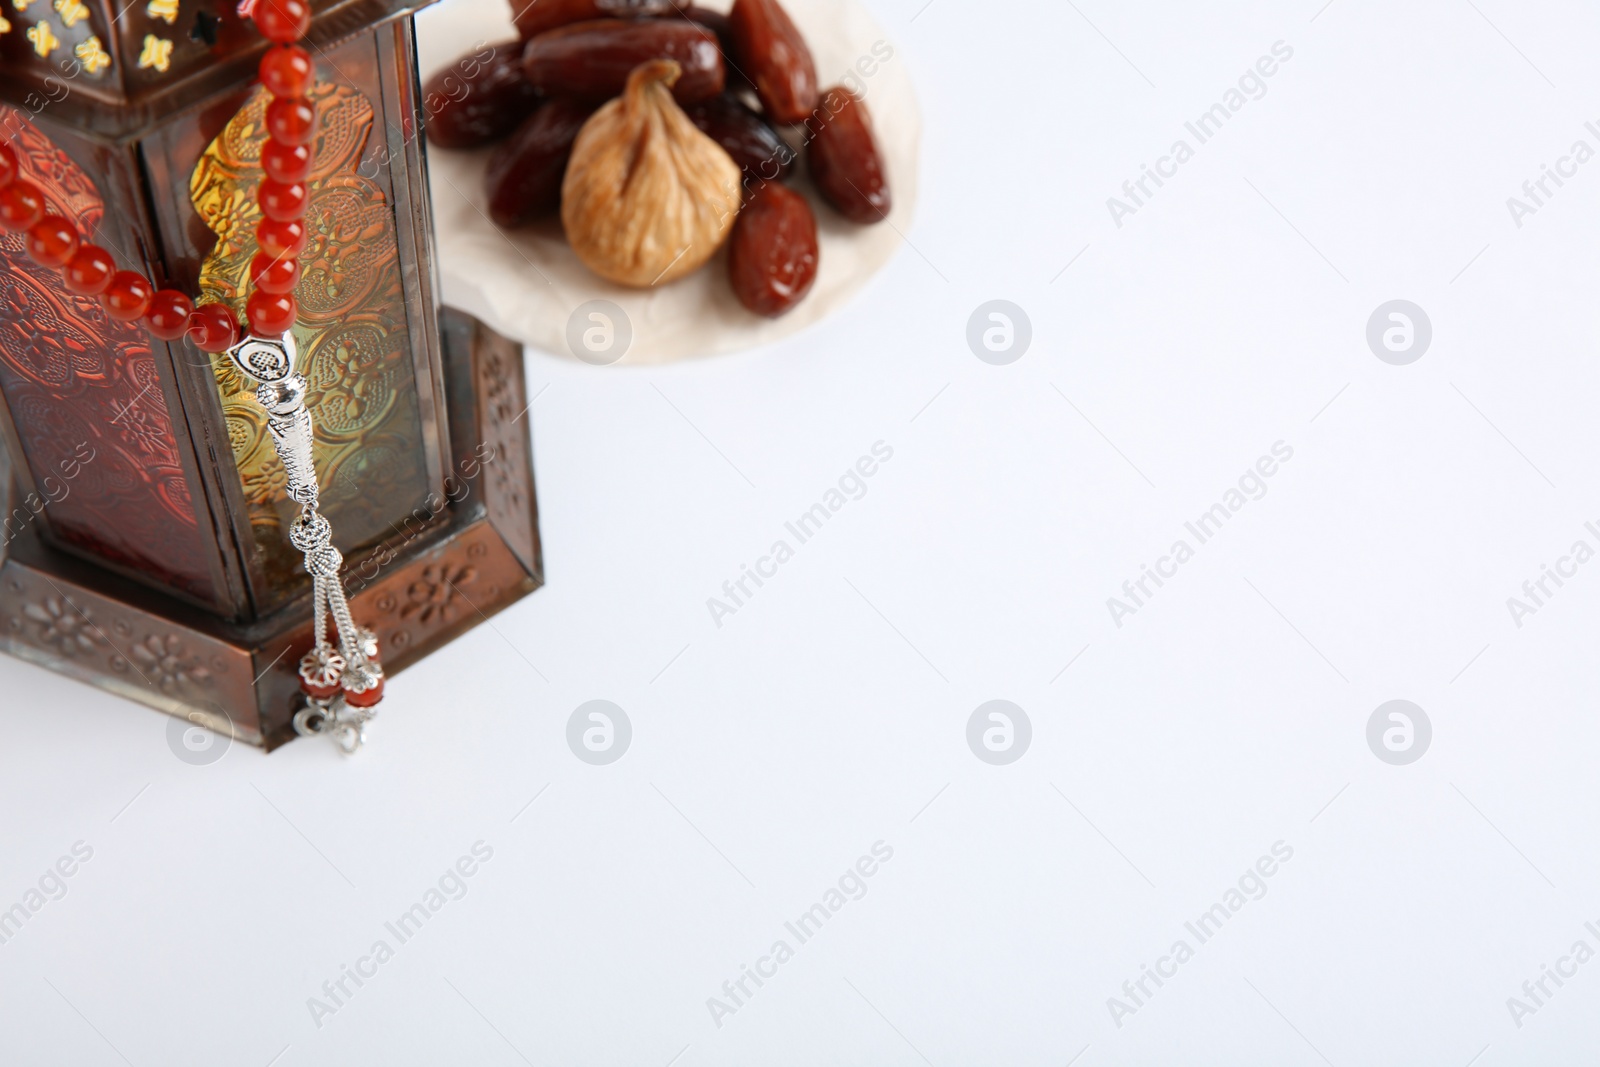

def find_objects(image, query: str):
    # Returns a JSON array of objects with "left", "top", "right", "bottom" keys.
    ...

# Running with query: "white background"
[{"left": 4, "top": 0, "right": 1600, "bottom": 1063}]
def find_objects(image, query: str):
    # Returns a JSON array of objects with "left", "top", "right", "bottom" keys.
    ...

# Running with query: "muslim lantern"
[{"left": 0, "top": 0, "right": 543, "bottom": 747}]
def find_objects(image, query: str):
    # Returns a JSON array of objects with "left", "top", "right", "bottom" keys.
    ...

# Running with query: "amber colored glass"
[
  {"left": 102, "top": 271, "right": 155, "bottom": 320},
  {"left": 145, "top": 290, "right": 196, "bottom": 341},
  {"left": 0, "top": 181, "right": 45, "bottom": 231},
  {"left": 26, "top": 215, "right": 82, "bottom": 268}
]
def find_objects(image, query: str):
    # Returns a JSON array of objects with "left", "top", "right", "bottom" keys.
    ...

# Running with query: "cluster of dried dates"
[{"left": 424, "top": 0, "right": 891, "bottom": 319}]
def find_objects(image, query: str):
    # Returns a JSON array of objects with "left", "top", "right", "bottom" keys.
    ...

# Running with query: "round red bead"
[
  {"left": 102, "top": 271, "right": 154, "bottom": 321},
  {"left": 266, "top": 97, "right": 316, "bottom": 145},
  {"left": 256, "top": 217, "right": 309, "bottom": 259},
  {"left": 301, "top": 675, "right": 342, "bottom": 701},
  {"left": 250, "top": 250, "right": 301, "bottom": 295},
  {"left": 144, "top": 289, "right": 195, "bottom": 341},
  {"left": 0, "top": 181, "right": 45, "bottom": 231},
  {"left": 246, "top": 289, "right": 297, "bottom": 335},
  {"left": 62, "top": 244, "right": 117, "bottom": 295},
  {"left": 259, "top": 179, "right": 309, "bottom": 222},
  {"left": 0, "top": 143, "right": 17, "bottom": 188},
  {"left": 343, "top": 676, "right": 383, "bottom": 708},
  {"left": 188, "top": 303, "right": 240, "bottom": 352},
  {"left": 255, "top": 0, "right": 311, "bottom": 44},
  {"left": 26, "top": 214, "right": 80, "bottom": 268},
  {"left": 261, "top": 139, "right": 313, "bottom": 184},
  {"left": 260, "top": 45, "right": 314, "bottom": 98}
]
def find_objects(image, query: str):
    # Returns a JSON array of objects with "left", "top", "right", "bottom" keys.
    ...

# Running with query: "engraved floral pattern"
[
  {"left": 400, "top": 564, "right": 476, "bottom": 626},
  {"left": 23, "top": 595, "right": 98, "bottom": 657},
  {"left": 129, "top": 633, "right": 211, "bottom": 693}
]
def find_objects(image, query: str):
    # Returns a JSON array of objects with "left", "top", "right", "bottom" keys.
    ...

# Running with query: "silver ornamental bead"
[
  {"left": 307, "top": 545, "right": 344, "bottom": 578},
  {"left": 289, "top": 510, "right": 332, "bottom": 553},
  {"left": 298, "top": 646, "right": 345, "bottom": 693},
  {"left": 356, "top": 627, "right": 380, "bottom": 660},
  {"left": 346, "top": 659, "right": 382, "bottom": 687}
]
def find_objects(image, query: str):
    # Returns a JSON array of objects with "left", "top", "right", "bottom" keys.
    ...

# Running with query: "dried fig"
[
  {"left": 423, "top": 41, "right": 540, "bottom": 149},
  {"left": 513, "top": 0, "right": 675, "bottom": 41},
  {"left": 522, "top": 19, "right": 724, "bottom": 104},
  {"left": 684, "top": 94, "right": 794, "bottom": 187},
  {"left": 562, "top": 59, "right": 743, "bottom": 287},
  {"left": 485, "top": 99, "right": 596, "bottom": 227},
  {"left": 805, "top": 86, "right": 890, "bottom": 223},
  {"left": 728, "top": 0, "right": 817, "bottom": 124},
  {"left": 728, "top": 181, "right": 817, "bottom": 317}
]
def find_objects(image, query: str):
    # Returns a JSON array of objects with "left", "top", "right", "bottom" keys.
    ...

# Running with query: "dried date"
[
  {"left": 673, "top": 5, "right": 750, "bottom": 89},
  {"left": 514, "top": 0, "right": 675, "bottom": 41},
  {"left": 522, "top": 19, "right": 725, "bottom": 104},
  {"left": 423, "top": 41, "right": 540, "bottom": 149},
  {"left": 484, "top": 99, "right": 596, "bottom": 227},
  {"left": 727, "top": 180, "right": 818, "bottom": 317},
  {"left": 684, "top": 94, "right": 794, "bottom": 187},
  {"left": 805, "top": 87, "right": 890, "bottom": 224},
  {"left": 728, "top": 0, "right": 817, "bottom": 124}
]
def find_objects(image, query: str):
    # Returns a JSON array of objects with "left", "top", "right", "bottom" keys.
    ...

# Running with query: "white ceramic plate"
[{"left": 415, "top": 0, "right": 920, "bottom": 363}]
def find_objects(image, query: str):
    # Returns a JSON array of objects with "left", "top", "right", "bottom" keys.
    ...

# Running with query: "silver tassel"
[{"left": 225, "top": 332, "right": 383, "bottom": 752}]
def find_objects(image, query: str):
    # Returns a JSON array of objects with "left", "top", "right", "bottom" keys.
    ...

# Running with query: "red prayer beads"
[
  {"left": 250, "top": 251, "right": 302, "bottom": 294},
  {"left": 246, "top": 290, "right": 297, "bottom": 336},
  {"left": 258, "top": 178, "right": 310, "bottom": 222},
  {"left": 257, "top": 217, "right": 309, "bottom": 258},
  {"left": 250, "top": 10, "right": 313, "bottom": 339},
  {"left": 188, "top": 302, "right": 241, "bottom": 352},
  {"left": 344, "top": 677, "right": 384, "bottom": 708},
  {"left": 145, "top": 290, "right": 195, "bottom": 340},
  {"left": 266, "top": 97, "right": 316, "bottom": 144},
  {"left": 0, "top": 3, "right": 338, "bottom": 349},
  {"left": 255, "top": 0, "right": 311, "bottom": 44},
  {"left": 0, "top": 181, "right": 45, "bottom": 231},
  {"left": 262, "top": 140, "right": 313, "bottom": 184},
  {"left": 63, "top": 245, "right": 117, "bottom": 295},
  {"left": 260, "top": 45, "right": 314, "bottom": 98},
  {"left": 102, "top": 271, "right": 154, "bottom": 321},
  {"left": 2, "top": 0, "right": 382, "bottom": 720},
  {"left": 26, "top": 215, "right": 80, "bottom": 268}
]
